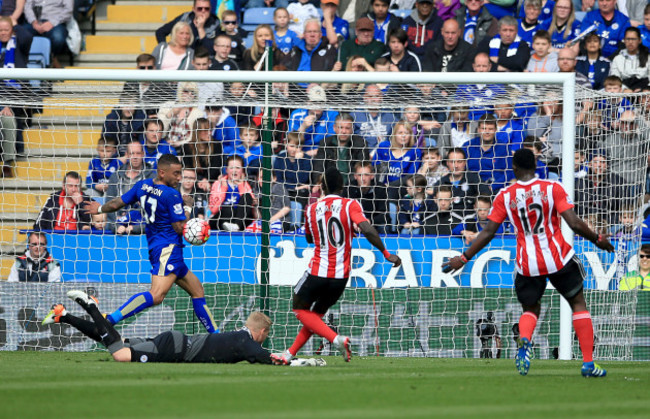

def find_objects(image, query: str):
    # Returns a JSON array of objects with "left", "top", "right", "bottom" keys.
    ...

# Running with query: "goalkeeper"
[{"left": 46, "top": 290, "right": 283, "bottom": 365}]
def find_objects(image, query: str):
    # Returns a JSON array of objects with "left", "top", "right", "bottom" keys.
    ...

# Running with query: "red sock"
[
  {"left": 294, "top": 309, "right": 337, "bottom": 343},
  {"left": 289, "top": 326, "right": 313, "bottom": 356},
  {"left": 573, "top": 311, "right": 594, "bottom": 363},
  {"left": 518, "top": 311, "right": 538, "bottom": 341}
]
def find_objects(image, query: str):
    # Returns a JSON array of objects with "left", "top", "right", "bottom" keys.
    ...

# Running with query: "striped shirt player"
[
  {"left": 488, "top": 178, "right": 574, "bottom": 277},
  {"left": 443, "top": 149, "right": 613, "bottom": 378},
  {"left": 272, "top": 167, "right": 401, "bottom": 365},
  {"left": 305, "top": 195, "right": 367, "bottom": 279}
]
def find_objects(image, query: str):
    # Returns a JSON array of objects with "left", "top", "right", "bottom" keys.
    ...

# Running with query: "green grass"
[{"left": 0, "top": 353, "right": 648, "bottom": 419}]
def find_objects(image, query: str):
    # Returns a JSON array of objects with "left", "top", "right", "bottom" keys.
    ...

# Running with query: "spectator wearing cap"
[
  {"left": 454, "top": 0, "right": 497, "bottom": 48},
  {"left": 579, "top": 0, "right": 630, "bottom": 59},
  {"left": 321, "top": 0, "right": 350, "bottom": 47},
  {"left": 287, "top": 19, "right": 338, "bottom": 72},
  {"left": 401, "top": 0, "right": 444, "bottom": 58},
  {"left": 288, "top": 85, "right": 339, "bottom": 156},
  {"left": 422, "top": 18, "right": 475, "bottom": 72},
  {"left": 575, "top": 150, "right": 628, "bottom": 223},
  {"left": 337, "top": 17, "right": 388, "bottom": 69},
  {"left": 477, "top": 16, "right": 530, "bottom": 72}
]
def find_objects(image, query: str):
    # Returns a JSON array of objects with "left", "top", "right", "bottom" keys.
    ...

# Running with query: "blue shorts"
[{"left": 149, "top": 244, "right": 189, "bottom": 278}]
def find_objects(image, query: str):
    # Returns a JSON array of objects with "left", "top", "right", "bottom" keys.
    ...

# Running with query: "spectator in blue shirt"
[
  {"left": 640, "top": 4, "right": 650, "bottom": 49},
  {"left": 367, "top": 0, "right": 402, "bottom": 44},
  {"left": 373, "top": 120, "right": 422, "bottom": 186},
  {"left": 207, "top": 104, "right": 239, "bottom": 155},
  {"left": 233, "top": 124, "right": 262, "bottom": 168},
  {"left": 141, "top": 118, "right": 177, "bottom": 169},
  {"left": 579, "top": 0, "right": 630, "bottom": 58},
  {"left": 519, "top": 0, "right": 555, "bottom": 23},
  {"left": 546, "top": 0, "right": 580, "bottom": 50},
  {"left": 321, "top": 0, "right": 349, "bottom": 47},
  {"left": 575, "top": 32, "right": 611, "bottom": 90},
  {"left": 288, "top": 85, "right": 338, "bottom": 155},
  {"left": 464, "top": 114, "right": 511, "bottom": 192},
  {"left": 85, "top": 137, "right": 122, "bottom": 202},
  {"left": 517, "top": 0, "right": 551, "bottom": 47},
  {"left": 274, "top": 7, "right": 300, "bottom": 55},
  {"left": 493, "top": 103, "right": 526, "bottom": 154},
  {"left": 352, "top": 84, "right": 398, "bottom": 150}
]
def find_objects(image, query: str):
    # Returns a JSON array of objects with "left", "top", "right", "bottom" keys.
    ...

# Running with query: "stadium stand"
[{"left": 241, "top": 7, "right": 275, "bottom": 32}]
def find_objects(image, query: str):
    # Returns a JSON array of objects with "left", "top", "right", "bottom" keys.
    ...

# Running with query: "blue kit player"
[{"left": 83, "top": 154, "right": 218, "bottom": 333}]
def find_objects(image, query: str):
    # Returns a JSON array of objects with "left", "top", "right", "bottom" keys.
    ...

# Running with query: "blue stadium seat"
[
  {"left": 574, "top": 11, "right": 586, "bottom": 22},
  {"left": 243, "top": 32, "right": 255, "bottom": 49},
  {"left": 393, "top": 9, "right": 412, "bottom": 19},
  {"left": 28, "top": 36, "right": 51, "bottom": 69},
  {"left": 27, "top": 37, "right": 51, "bottom": 88},
  {"left": 242, "top": 7, "right": 275, "bottom": 32}
]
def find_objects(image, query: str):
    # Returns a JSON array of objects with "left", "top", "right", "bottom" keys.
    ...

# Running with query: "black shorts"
[
  {"left": 514, "top": 256, "right": 586, "bottom": 307},
  {"left": 127, "top": 330, "right": 187, "bottom": 363},
  {"left": 293, "top": 272, "right": 348, "bottom": 314}
]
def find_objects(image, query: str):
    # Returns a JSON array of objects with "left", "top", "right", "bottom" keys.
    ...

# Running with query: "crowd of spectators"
[{"left": 7, "top": 0, "right": 650, "bottom": 237}]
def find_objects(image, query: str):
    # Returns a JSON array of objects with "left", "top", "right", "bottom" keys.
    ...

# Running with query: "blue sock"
[
  {"left": 106, "top": 292, "right": 154, "bottom": 325},
  {"left": 192, "top": 298, "right": 219, "bottom": 333}
]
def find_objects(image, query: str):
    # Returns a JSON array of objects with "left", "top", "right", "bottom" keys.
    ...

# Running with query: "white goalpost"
[{"left": 0, "top": 67, "right": 645, "bottom": 361}]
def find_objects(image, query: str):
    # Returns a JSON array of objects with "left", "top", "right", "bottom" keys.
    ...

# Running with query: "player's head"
[
  {"left": 157, "top": 154, "right": 182, "bottom": 187},
  {"left": 512, "top": 148, "right": 537, "bottom": 178},
  {"left": 639, "top": 244, "right": 650, "bottom": 267},
  {"left": 245, "top": 311, "right": 272, "bottom": 344},
  {"left": 322, "top": 166, "right": 344, "bottom": 195}
]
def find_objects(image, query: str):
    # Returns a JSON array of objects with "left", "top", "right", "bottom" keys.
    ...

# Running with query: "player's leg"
[
  {"left": 550, "top": 258, "right": 606, "bottom": 377},
  {"left": 106, "top": 244, "right": 181, "bottom": 325},
  {"left": 176, "top": 270, "right": 219, "bottom": 333},
  {"left": 514, "top": 274, "right": 547, "bottom": 376},
  {"left": 42, "top": 303, "right": 103, "bottom": 342},
  {"left": 313, "top": 278, "right": 351, "bottom": 362},
  {"left": 67, "top": 290, "right": 130, "bottom": 361}
]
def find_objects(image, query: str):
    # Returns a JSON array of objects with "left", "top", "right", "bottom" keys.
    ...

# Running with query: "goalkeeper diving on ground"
[{"left": 43, "top": 290, "right": 322, "bottom": 366}]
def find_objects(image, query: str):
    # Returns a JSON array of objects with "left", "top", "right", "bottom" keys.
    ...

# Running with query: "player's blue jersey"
[{"left": 121, "top": 178, "right": 186, "bottom": 251}]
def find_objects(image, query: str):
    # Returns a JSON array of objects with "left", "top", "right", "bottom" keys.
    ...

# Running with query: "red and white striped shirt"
[
  {"left": 488, "top": 178, "right": 575, "bottom": 277},
  {"left": 305, "top": 195, "right": 369, "bottom": 279}
]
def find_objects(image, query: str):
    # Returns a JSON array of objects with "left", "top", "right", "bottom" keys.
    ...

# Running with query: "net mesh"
[{"left": 0, "top": 74, "right": 648, "bottom": 361}]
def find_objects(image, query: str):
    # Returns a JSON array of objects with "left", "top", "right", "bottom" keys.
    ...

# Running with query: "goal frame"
[{"left": 0, "top": 68, "right": 577, "bottom": 359}]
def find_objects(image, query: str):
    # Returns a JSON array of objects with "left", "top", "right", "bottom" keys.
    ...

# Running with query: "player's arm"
[
  {"left": 82, "top": 196, "right": 126, "bottom": 215},
  {"left": 561, "top": 208, "right": 614, "bottom": 252},
  {"left": 358, "top": 221, "right": 401, "bottom": 267},
  {"left": 442, "top": 220, "right": 501, "bottom": 273}
]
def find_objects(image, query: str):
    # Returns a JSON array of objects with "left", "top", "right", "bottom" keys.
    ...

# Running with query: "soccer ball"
[{"left": 183, "top": 218, "right": 210, "bottom": 246}]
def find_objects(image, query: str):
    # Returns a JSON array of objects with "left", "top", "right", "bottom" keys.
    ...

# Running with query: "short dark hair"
[
  {"left": 604, "top": 75, "right": 623, "bottom": 87},
  {"left": 436, "top": 185, "right": 453, "bottom": 197},
  {"left": 423, "top": 147, "right": 441, "bottom": 157},
  {"left": 226, "top": 154, "right": 245, "bottom": 167},
  {"left": 522, "top": 135, "right": 543, "bottom": 152},
  {"left": 322, "top": 166, "right": 344, "bottom": 195},
  {"left": 374, "top": 57, "right": 390, "bottom": 67},
  {"left": 409, "top": 174, "right": 428, "bottom": 188},
  {"left": 193, "top": 46, "right": 210, "bottom": 60},
  {"left": 63, "top": 171, "right": 81, "bottom": 183},
  {"left": 641, "top": 243, "right": 650, "bottom": 254},
  {"left": 533, "top": 30, "right": 551, "bottom": 43},
  {"left": 446, "top": 147, "right": 467, "bottom": 159},
  {"left": 157, "top": 154, "right": 181, "bottom": 168},
  {"left": 476, "top": 195, "right": 492, "bottom": 206},
  {"left": 354, "top": 161, "right": 374, "bottom": 172},
  {"left": 98, "top": 137, "right": 118, "bottom": 147},
  {"left": 335, "top": 112, "right": 354, "bottom": 123},
  {"left": 136, "top": 53, "right": 155, "bottom": 64},
  {"left": 145, "top": 118, "right": 164, "bottom": 131},
  {"left": 477, "top": 113, "right": 497, "bottom": 127},
  {"left": 645, "top": 3, "right": 650, "bottom": 15},
  {"left": 512, "top": 148, "right": 537, "bottom": 171},
  {"left": 388, "top": 28, "right": 408, "bottom": 44},
  {"left": 29, "top": 231, "right": 48, "bottom": 245},
  {"left": 625, "top": 26, "right": 641, "bottom": 39},
  {"left": 373, "top": 0, "right": 390, "bottom": 5}
]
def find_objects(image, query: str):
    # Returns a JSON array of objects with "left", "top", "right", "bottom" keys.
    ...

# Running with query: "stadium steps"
[
  {"left": 52, "top": 80, "right": 124, "bottom": 95},
  {"left": 85, "top": 35, "right": 158, "bottom": 54},
  {"left": 24, "top": 128, "right": 100, "bottom": 149},
  {"left": 0, "top": 223, "right": 31, "bottom": 246},
  {"left": 14, "top": 159, "right": 90, "bottom": 182},
  {"left": 0, "top": 191, "right": 51, "bottom": 213},
  {"left": 1, "top": 257, "right": 16, "bottom": 279}
]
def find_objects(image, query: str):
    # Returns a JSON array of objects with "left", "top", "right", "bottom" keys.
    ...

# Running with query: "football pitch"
[{"left": 1, "top": 353, "right": 648, "bottom": 418}]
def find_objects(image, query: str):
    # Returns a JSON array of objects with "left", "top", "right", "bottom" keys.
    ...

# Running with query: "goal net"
[{"left": 0, "top": 69, "right": 648, "bottom": 361}]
